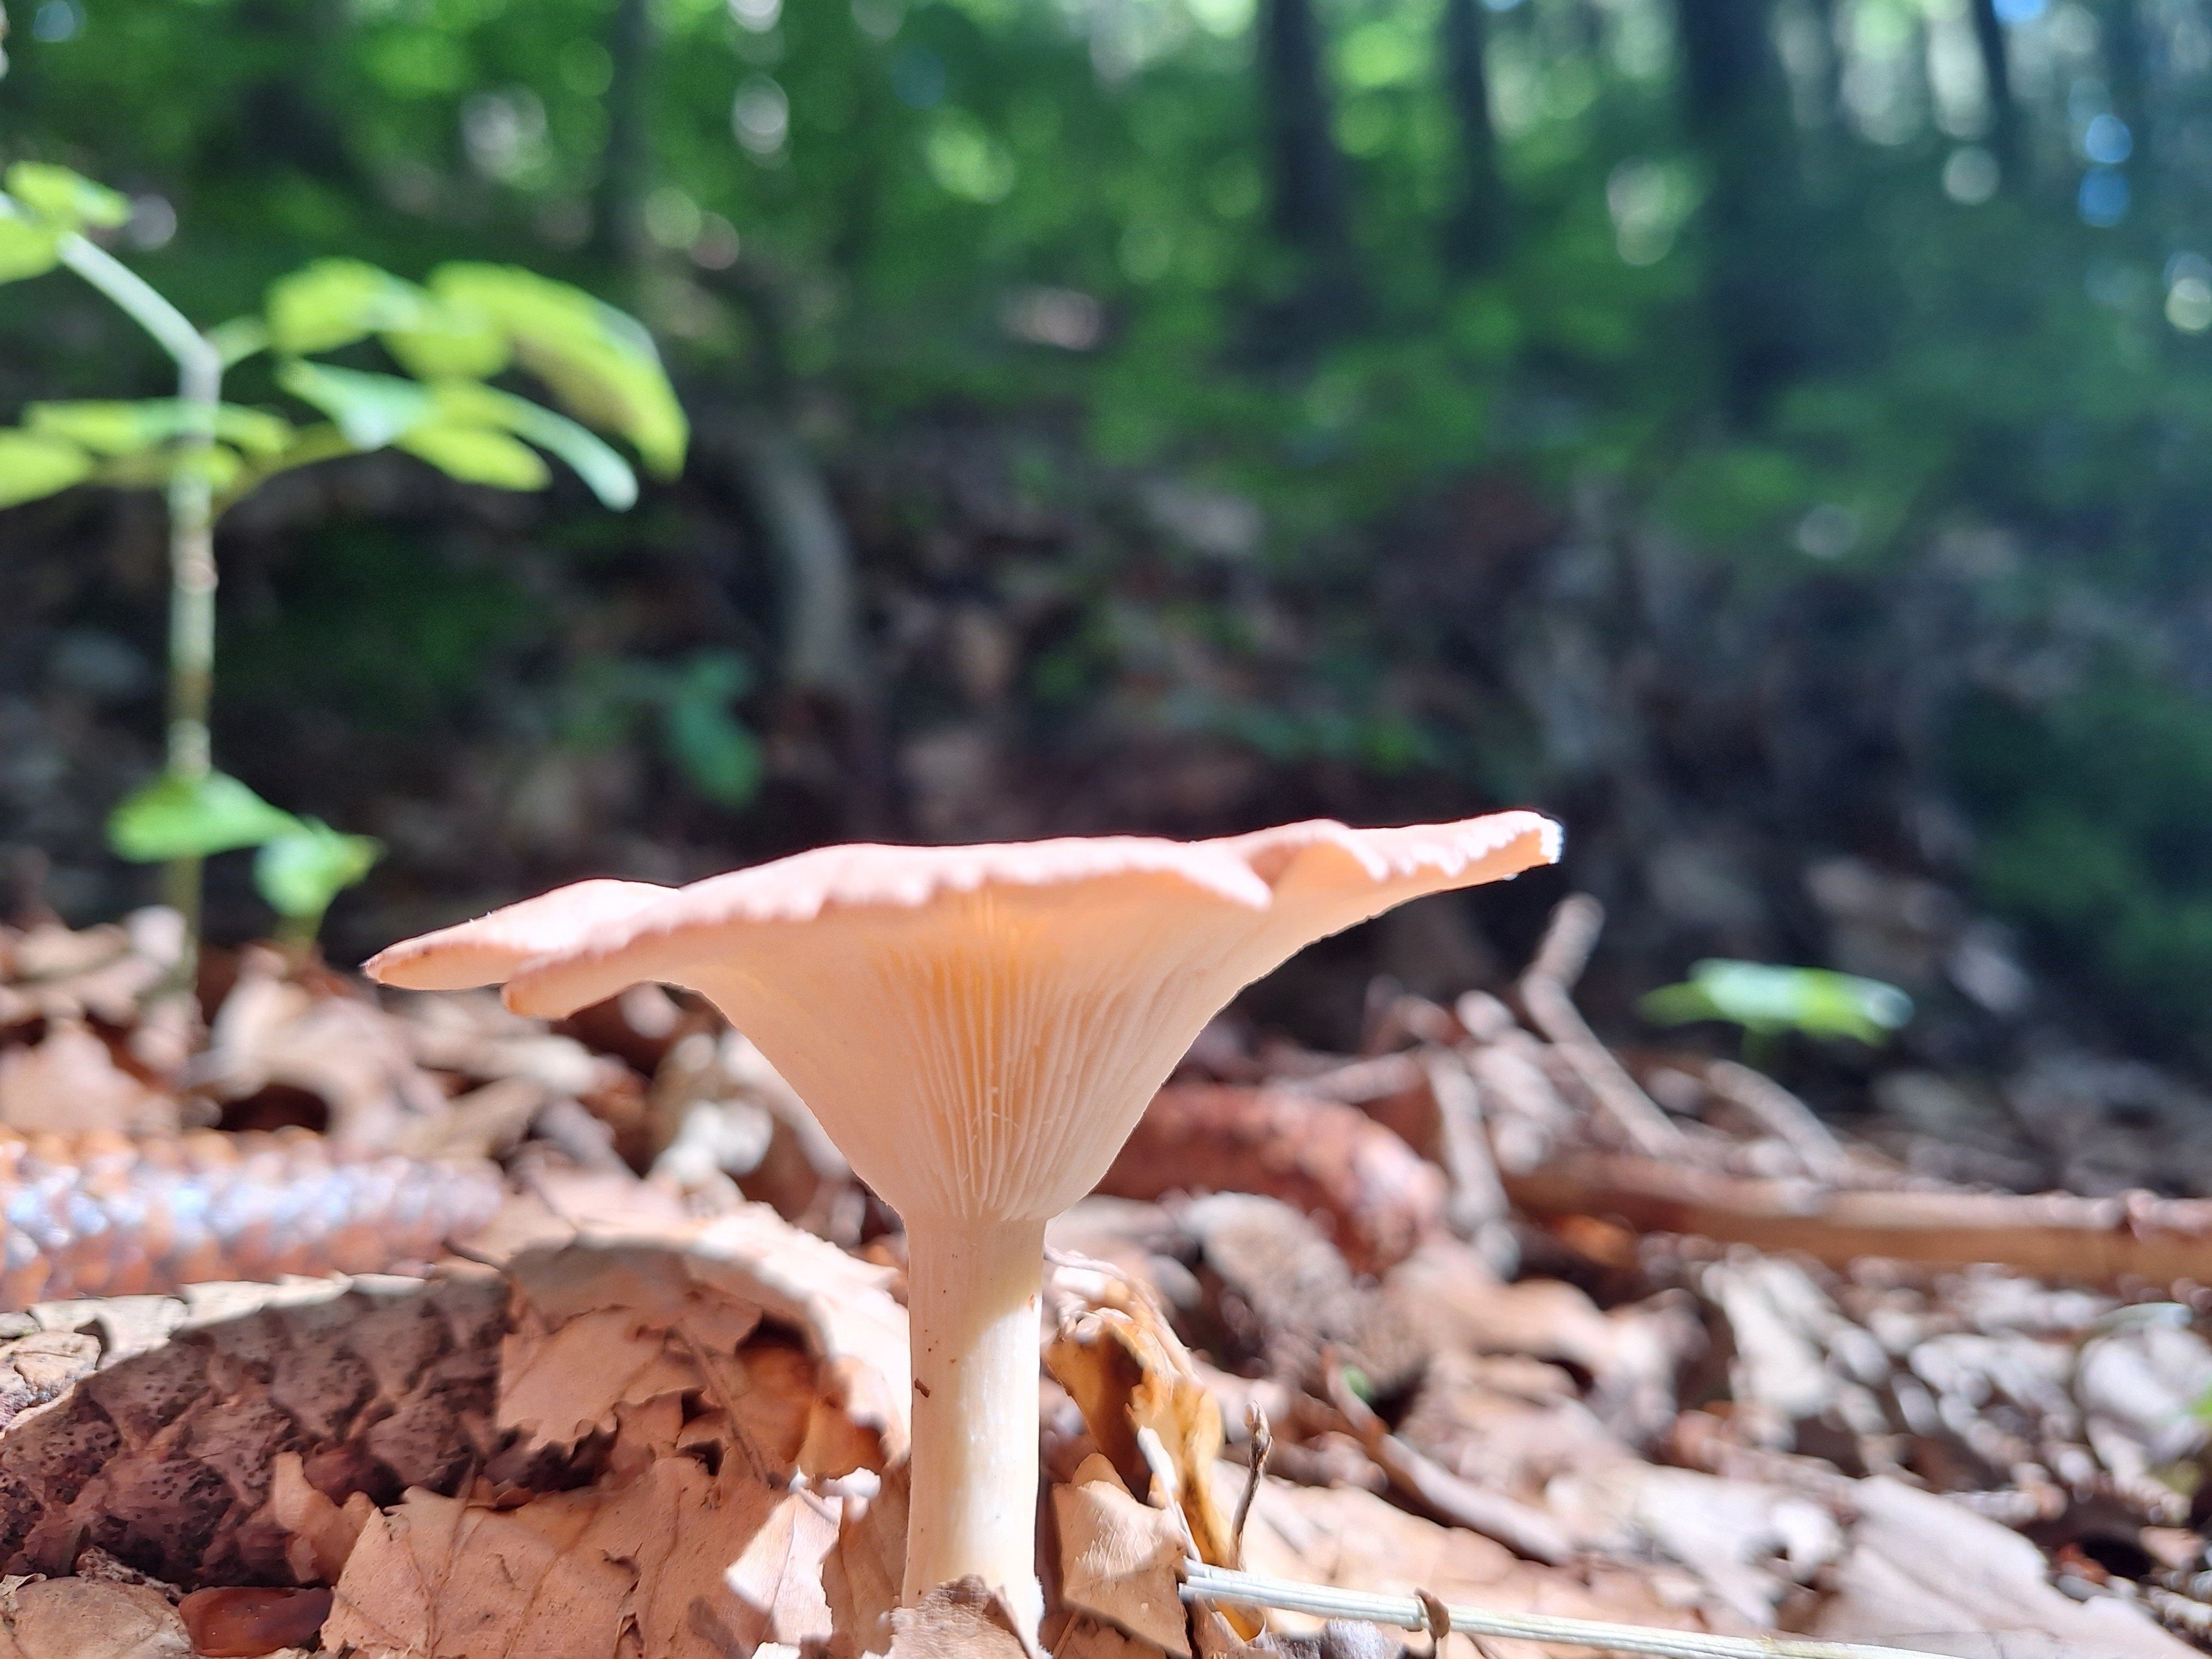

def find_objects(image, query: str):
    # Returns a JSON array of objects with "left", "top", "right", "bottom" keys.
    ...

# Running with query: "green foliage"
[
  {"left": 569, "top": 651, "right": 764, "bottom": 808},
  {"left": 1953, "top": 679, "right": 2212, "bottom": 1054},
  {"left": 107, "top": 771, "right": 302, "bottom": 861},
  {"left": 108, "top": 771, "right": 382, "bottom": 941},
  {"left": 254, "top": 820, "right": 385, "bottom": 941},
  {"left": 1640, "top": 961, "right": 1914, "bottom": 1048},
  {"left": 0, "top": 173, "right": 685, "bottom": 512}
]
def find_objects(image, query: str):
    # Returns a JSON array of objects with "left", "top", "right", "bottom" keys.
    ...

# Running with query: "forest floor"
[{"left": 0, "top": 897, "right": 2204, "bottom": 1657}]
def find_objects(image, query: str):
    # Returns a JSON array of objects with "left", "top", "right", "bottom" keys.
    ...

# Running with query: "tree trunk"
[
  {"left": 1967, "top": 0, "right": 2025, "bottom": 182},
  {"left": 594, "top": 0, "right": 653, "bottom": 278},
  {"left": 1441, "top": 0, "right": 1507, "bottom": 271},
  {"left": 1255, "top": 0, "right": 1361, "bottom": 339},
  {"left": 1673, "top": 0, "right": 1831, "bottom": 417}
]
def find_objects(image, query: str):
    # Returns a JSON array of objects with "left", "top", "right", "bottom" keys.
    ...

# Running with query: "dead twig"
[
  {"left": 1320, "top": 1356, "right": 1573, "bottom": 1566},
  {"left": 1504, "top": 1150, "right": 2212, "bottom": 1284},
  {"left": 1516, "top": 896, "right": 1683, "bottom": 1155},
  {"left": 1703, "top": 1060, "right": 1850, "bottom": 1180}
]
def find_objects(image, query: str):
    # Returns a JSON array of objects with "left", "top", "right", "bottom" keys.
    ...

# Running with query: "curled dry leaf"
[
  {"left": 1098, "top": 1086, "right": 1443, "bottom": 1277},
  {"left": 1043, "top": 1272, "right": 1236, "bottom": 1571},
  {"left": 177, "top": 1585, "right": 333, "bottom": 1657}
]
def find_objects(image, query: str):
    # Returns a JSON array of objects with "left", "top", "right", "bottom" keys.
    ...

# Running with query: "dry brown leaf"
[
  {"left": 725, "top": 1488, "right": 844, "bottom": 1650},
  {"left": 1053, "top": 1461, "right": 1191, "bottom": 1657},
  {"left": 886, "top": 1576, "right": 1037, "bottom": 1659},
  {"left": 0, "top": 1021, "right": 173, "bottom": 1138},
  {"left": 1044, "top": 1286, "right": 1234, "bottom": 1572},
  {"left": 1055, "top": 1612, "right": 1173, "bottom": 1659},
  {"left": 499, "top": 1217, "right": 901, "bottom": 1479},
  {"left": 1807, "top": 1477, "right": 2195, "bottom": 1658},
  {"left": 263, "top": 1453, "right": 374, "bottom": 1584},
  {"left": 1231, "top": 1467, "right": 1704, "bottom": 1655},
  {"left": 321, "top": 1487, "right": 633, "bottom": 1658},
  {"left": 1098, "top": 1086, "right": 1443, "bottom": 1275},
  {"left": 0, "top": 1577, "right": 191, "bottom": 1659},
  {"left": 824, "top": 1463, "right": 908, "bottom": 1659},
  {"left": 177, "top": 1585, "right": 333, "bottom": 1657}
]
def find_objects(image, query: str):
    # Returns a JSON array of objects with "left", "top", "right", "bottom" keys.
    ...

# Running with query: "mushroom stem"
[{"left": 902, "top": 1211, "right": 1049, "bottom": 1635}]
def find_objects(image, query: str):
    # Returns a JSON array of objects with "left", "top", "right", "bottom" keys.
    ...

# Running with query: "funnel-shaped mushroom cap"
[{"left": 366, "top": 814, "right": 1558, "bottom": 1222}]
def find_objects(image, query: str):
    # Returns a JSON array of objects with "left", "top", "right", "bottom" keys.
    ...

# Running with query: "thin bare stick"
[
  {"left": 1232, "top": 1404, "right": 1271, "bottom": 1561},
  {"left": 1179, "top": 1562, "right": 1948, "bottom": 1659},
  {"left": 1321, "top": 1359, "right": 1572, "bottom": 1565},
  {"left": 1704, "top": 1060, "right": 1850, "bottom": 1179},
  {"left": 1517, "top": 895, "right": 1682, "bottom": 1154}
]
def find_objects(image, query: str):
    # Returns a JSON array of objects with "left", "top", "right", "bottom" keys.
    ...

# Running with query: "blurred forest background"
[{"left": 5, "top": 0, "right": 2212, "bottom": 1155}]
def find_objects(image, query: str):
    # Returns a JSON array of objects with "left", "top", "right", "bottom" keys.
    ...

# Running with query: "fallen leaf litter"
[{"left": 0, "top": 895, "right": 2206, "bottom": 1655}]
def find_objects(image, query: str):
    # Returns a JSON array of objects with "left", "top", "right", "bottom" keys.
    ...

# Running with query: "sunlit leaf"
[
  {"left": 4, "top": 162, "right": 129, "bottom": 229},
  {"left": 1638, "top": 960, "right": 1913, "bottom": 1046},
  {"left": 253, "top": 818, "right": 382, "bottom": 925},
  {"left": 432, "top": 380, "right": 638, "bottom": 508},
  {"left": 276, "top": 359, "right": 436, "bottom": 448},
  {"left": 0, "top": 218, "right": 62, "bottom": 284},
  {"left": 396, "top": 420, "right": 551, "bottom": 490},
  {"left": 383, "top": 304, "right": 512, "bottom": 381},
  {"left": 25, "top": 401, "right": 293, "bottom": 459},
  {"left": 266, "top": 258, "right": 430, "bottom": 356},
  {"left": 428, "top": 263, "right": 687, "bottom": 478},
  {"left": 107, "top": 771, "right": 301, "bottom": 862},
  {"left": 0, "top": 431, "right": 94, "bottom": 507}
]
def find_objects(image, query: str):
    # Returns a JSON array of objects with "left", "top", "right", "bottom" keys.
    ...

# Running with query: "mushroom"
[{"left": 366, "top": 813, "right": 1559, "bottom": 1632}]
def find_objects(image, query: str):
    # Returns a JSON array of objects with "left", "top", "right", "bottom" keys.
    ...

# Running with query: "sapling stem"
[
  {"left": 902, "top": 1212, "right": 1049, "bottom": 1636},
  {"left": 56, "top": 232, "right": 222, "bottom": 979}
]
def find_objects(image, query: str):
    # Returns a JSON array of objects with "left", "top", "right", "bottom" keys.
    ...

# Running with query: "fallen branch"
[
  {"left": 1179, "top": 1562, "right": 1946, "bottom": 1659},
  {"left": 1507, "top": 1152, "right": 2212, "bottom": 1284}
]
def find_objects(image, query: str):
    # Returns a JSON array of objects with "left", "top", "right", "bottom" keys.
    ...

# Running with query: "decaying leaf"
[
  {"left": 1044, "top": 1270, "right": 1234, "bottom": 1570},
  {"left": 1053, "top": 1458, "right": 1190, "bottom": 1657},
  {"left": 885, "top": 1576, "right": 1036, "bottom": 1659},
  {"left": 0, "top": 1577, "right": 192, "bottom": 1659}
]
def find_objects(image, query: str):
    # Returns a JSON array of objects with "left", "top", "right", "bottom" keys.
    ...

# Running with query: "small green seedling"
[
  {"left": 0, "top": 162, "right": 687, "bottom": 959},
  {"left": 110, "top": 776, "right": 382, "bottom": 953},
  {"left": 1639, "top": 959, "right": 1913, "bottom": 1063}
]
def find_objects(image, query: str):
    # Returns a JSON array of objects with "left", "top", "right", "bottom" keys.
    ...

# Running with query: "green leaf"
[
  {"left": 25, "top": 401, "right": 293, "bottom": 459},
  {"left": 396, "top": 421, "right": 551, "bottom": 490},
  {"left": 107, "top": 771, "right": 302, "bottom": 862},
  {"left": 383, "top": 305, "right": 512, "bottom": 381},
  {"left": 276, "top": 360, "right": 436, "bottom": 448},
  {"left": 0, "top": 218, "right": 62, "bottom": 284},
  {"left": 428, "top": 263, "right": 687, "bottom": 478},
  {"left": 660, "top": 652, "right": 761, "bottom": 806},
  {"left": 208, "top": 316, "right": 273, "bottom": 369},
  {"left": 4, "top": 163, "right": 129, "bottom": 229},
  {"left": 432, "top": 380, "right": 638, "bottom": 509},
  {"left": 266, "top": 259, "right": 429, "bottom": 356},
  {"left": 253, "top": 818, "right": 382, "bottom": 925},
  {"left": 0, "top": 432, "right": 93, "bottom": 507},
  {"left": 1638, "top": 960, "right": 1913, "bottom": 1046}
]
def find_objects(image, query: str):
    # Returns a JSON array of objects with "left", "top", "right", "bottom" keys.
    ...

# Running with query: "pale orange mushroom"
[{"left": 367, "top": 813, "right": 1560, "bottom": 1632}]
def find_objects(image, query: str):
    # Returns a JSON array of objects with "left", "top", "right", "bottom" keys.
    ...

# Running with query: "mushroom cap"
[{"left": 366, "top": 814, "right": 1559, "bottom": 1221}]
